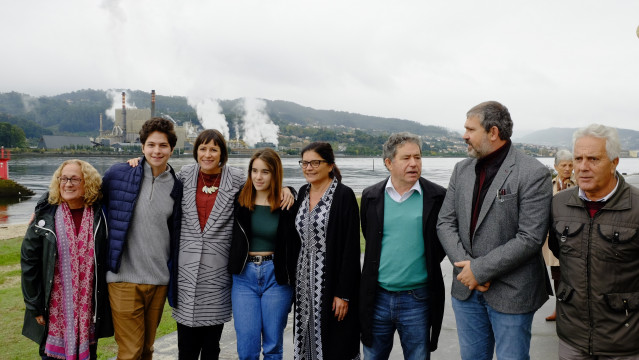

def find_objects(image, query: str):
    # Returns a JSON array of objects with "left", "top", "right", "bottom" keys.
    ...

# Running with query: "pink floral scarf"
[{"left": 45, "top": 203, "right": 96, "bottom": 360}]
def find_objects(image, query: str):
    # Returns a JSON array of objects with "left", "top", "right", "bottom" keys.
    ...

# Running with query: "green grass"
[
  {"left": 0, "top": 236, "right": 177, "bottom": 360},
  {"left": 0, "top": 237, "right": 23, "bottom": 266}
]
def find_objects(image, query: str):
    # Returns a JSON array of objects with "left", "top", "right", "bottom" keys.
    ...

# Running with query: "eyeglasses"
[
  {"left": 59, "top": 177, "right": 83, "bottom": 185},
  {"left": 298, "top": 160, "right": 327, "bottom": 168}
]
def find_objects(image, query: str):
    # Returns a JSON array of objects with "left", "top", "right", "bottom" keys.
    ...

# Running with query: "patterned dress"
[{"left": 295, "top": 178, "right": 361, "bottom": 360}]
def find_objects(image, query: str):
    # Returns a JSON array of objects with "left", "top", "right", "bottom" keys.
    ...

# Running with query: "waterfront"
[{"left": 3, "top": 155, "right": 639, "bottom": 225}]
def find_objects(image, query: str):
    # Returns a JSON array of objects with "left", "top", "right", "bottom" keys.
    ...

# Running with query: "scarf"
[{"left": 45, "top": 203, "right": 96, "bottom": 360}]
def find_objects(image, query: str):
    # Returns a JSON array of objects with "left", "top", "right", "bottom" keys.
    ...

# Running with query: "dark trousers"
[{"left": 177, "top": 322, "right": 224, "bottom": 360}]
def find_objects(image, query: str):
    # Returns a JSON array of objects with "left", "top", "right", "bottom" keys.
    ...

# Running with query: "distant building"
[
  {"left": 98, "top": 90, "right": 189, "bottom": 150},
  {"left": 255, "top": 142, "right": 277, "bottom": 149},
  {"left": 38, "top": 135, "right": 94, "bottom": 150}
]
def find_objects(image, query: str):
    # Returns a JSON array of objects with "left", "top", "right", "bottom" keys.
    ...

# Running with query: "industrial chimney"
[
  {"left": 151, "top": 90, "right": 156, "bottom": 117},
  {"left": 99, "top": 113, "right": 103, "bottom": 135},
  {"left": 121, "top": 92, "right": 127, "bottom": 141}
]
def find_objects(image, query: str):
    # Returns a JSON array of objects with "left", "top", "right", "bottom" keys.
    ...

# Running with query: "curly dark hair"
[{"left": 139, "top": 117, "right": 177, "bottom": 149}]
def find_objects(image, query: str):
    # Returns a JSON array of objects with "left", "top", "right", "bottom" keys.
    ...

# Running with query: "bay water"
[{"left": 3, "top": 155, "right": 639, "bottom": 225}]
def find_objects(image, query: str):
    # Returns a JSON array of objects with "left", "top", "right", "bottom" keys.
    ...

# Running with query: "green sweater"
[{"left": 378, "top": 191, "right": 428, "bottom": 291}]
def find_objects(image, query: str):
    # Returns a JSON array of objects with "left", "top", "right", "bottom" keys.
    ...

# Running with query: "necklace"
[{"left": 200, "top": 171, "right": 220, "bottom": 194}]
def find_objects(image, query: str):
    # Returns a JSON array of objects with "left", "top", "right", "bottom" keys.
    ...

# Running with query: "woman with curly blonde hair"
[{"left": 21, "top": 159, "right": 113, "bottom": 359}]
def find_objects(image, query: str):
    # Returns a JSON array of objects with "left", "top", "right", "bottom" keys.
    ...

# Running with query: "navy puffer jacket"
[{"left": 101, "top": 157, "right": 183, "bottom": 307}]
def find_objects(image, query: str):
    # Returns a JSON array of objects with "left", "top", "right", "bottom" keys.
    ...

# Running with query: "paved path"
[{"left": 145, "top": 259, "right": 560, "bottom": 360}]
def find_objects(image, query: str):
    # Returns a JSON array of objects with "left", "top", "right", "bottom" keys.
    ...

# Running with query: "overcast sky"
[{"left": 2, "top": 0, "right": 638, "bottom": 134}]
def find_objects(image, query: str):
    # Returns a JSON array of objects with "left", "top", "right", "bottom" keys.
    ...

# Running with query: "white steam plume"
[
  {"left": 187, "top": 97, "right": 229, "bottom": 138},
  {"left": 104, "top": 90, "right": 137, "bottom": 121},
  {"left": 240, "top": 98, "right": 279, "bottom": 147},
  {"left": 21, "top": 94, "right": 38, "bottom": 113}
]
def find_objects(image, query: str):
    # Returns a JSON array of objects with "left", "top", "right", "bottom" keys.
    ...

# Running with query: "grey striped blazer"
[{"left": 171, "top": 163, "right": 245, "bottom": 327}]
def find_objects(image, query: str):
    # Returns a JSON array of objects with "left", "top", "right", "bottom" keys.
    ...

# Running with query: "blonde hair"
[{"left": 48, "top": 159, "right": 102, "bottom": 206}]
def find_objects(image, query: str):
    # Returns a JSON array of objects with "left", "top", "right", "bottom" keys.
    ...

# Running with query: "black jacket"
[
  {"left": 228, "top": 188, "right": 301, "bottom": 285},
  {"left": 359, "top": 177, "right": 446, "bottom": 351},
  {"left": 296, "top": 182, "right": 361, "bottom": 360},
  {"left": 21, "top": 193, "right": 114, "bottom": 355}
]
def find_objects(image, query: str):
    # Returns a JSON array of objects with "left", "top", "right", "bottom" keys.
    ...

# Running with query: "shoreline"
[{"left": 0, "top": 223, "right": 28, "bottom": 240}]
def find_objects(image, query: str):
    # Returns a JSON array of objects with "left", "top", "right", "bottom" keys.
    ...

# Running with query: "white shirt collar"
[
  {"left": 578, "top": 176, "right": 619, "bottom": 202},
  {"left": 385, "top": 177, "right": 421, "bottom": 203}
]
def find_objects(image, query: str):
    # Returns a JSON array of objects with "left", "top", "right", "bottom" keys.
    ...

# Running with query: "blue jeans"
[
  {"left": 231, "top": 260, "right": 293, "bottom": 360},
  {"left": 362, "top": 285, "right": 430, "bottom": 360},
  {"left": 452, "top": 290, "right": 535, "bottom": 360}
]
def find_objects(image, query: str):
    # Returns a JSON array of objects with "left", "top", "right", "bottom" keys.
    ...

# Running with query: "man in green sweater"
[{"left": 359, "top": 132, "right": 447, "bottom": 360}]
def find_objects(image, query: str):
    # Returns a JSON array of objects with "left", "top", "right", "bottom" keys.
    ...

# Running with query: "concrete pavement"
[{"left": 144, "top": 258, "right": 560, "bottom": 360}]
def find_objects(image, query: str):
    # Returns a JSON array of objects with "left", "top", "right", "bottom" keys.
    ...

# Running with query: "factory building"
[{"left": 98, "top": 90, "right": 189, "bottom": 150}]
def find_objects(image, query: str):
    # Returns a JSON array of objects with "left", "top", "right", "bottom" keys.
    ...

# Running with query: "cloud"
[{"left": 1, "top": 0, "right": 639, "bottom": 133}]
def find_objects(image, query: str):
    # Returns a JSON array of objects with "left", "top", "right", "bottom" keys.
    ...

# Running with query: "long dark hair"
[
  {"left": 300, "top": 142, "right": 342, "bottom": 182},
  {"left": 237, "top": 148, "right": 283, "bottom": 211}
]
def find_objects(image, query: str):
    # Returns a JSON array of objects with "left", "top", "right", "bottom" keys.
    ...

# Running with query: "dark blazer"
[
  {"left": 359, "top": 177, "right": 447, "bottom": 350},
  {"left": 437, "top": 146, "right": 552, "bottom": 314},
  {"left": 228, "top": 187, "right": 301, "bottom": 286},
  {"left": 296, "top": 181, "right": 361, "bottom": 360}
]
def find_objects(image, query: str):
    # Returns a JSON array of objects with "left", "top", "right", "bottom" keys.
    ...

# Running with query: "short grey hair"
[
  {"left": 554, "top": 149, "right": 573, "bottom": 165},
  {"left": 383, "top": 132, "right": 422, "bottom": 164},
  {"left": 572, "top": 124, "right": 621, "bottom": 161},
  {"left": 466, "top": 101, "right": 513, "bottom": 141}
]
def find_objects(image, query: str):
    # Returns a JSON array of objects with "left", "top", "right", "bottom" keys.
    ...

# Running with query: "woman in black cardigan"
[{"left": 293, "top": 142, "right": 361, "bottom": 360}]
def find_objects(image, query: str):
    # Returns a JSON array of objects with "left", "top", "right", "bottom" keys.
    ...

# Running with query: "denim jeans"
[
  {"left": 362, "top": 285, "right": 430, "bottom": 360},
  {"left": 451, "top": 290, "right": 535, "bottom": 360},
  {"left": 231, "top": 259, "right": 293, "bottom": 360}
]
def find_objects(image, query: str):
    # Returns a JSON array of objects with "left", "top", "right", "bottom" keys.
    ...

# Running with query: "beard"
[{"left": 466, "top": 138, "right": 492, "bottom": 159}]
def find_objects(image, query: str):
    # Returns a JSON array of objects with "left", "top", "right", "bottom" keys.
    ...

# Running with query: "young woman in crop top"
[{"left": 228, "top": 148, "right": 300, "bottom": 360}]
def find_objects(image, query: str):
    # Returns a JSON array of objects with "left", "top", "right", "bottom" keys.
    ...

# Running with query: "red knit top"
[{"left": 196, "top": 172, "right": 222, "bottom": 231}]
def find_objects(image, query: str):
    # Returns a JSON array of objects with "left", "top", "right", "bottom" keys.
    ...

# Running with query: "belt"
[{"left": 247, "top": 254, "right": 273, "bottom": 265}]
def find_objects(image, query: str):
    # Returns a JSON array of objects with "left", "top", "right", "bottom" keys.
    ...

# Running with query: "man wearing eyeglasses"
[{"left": 359, "top": 132, "right": 447, "bottom": 360}]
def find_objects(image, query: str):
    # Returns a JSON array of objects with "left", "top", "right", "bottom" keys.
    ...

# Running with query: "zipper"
[
  {"left": 586, "top": 210, "right": 599, "bottom": 356},
  {"left": 34, "top": 223, "right": 57, "bottom": 316},
  {"left": 237, "top": 218, "right": 250, "bottom": 273}
]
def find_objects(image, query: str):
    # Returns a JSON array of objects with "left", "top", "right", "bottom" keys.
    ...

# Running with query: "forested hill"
[
  {"left": 0, "top": 89, "right": 456, "bottom": 139},
  {"left": 514, "top": 127, "right": 639, "bottom": 151},
  {"left": 256, "top": 100, "right": 452, "bottom": 137}
]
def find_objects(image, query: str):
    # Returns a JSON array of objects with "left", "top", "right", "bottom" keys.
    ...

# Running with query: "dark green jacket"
[
  {"left": 20, "top": 193, "right": 114, "bottom": 355},
  {"left": 549, "top": 174, "right": 639, "bottom": 356}
]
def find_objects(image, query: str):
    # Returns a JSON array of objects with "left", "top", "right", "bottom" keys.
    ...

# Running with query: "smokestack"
[
  {"left": 99, "top": 113, "right": 103, "bottom": 134},
  {"left": 151, "top": 90, "right": 156, "bottom": 117},
  {"left": 122, "top": 92, "right": 127, "bottom": 140}
]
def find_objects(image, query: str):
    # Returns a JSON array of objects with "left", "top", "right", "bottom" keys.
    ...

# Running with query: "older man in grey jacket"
[{"left": 437, "top": 101, "right": 552, "bottom": 360}]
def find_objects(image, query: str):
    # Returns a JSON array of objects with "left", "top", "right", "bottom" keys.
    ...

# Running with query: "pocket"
[
  {"left": 604, "top": 291, "right": 639, "bottom": 313},
  {"left": 594, "top": 224, "right": 639, "bottom": 262},
  {"left": 552, "top": 221, "right": 585, "bottom": 258},
  {"left": 556, "top": 282, "right": 575, "bottom": 303}
]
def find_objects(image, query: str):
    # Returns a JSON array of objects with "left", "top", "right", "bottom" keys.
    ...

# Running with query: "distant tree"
[{"left": 0, "top": 122, "right": 27, "bottom": 148}]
